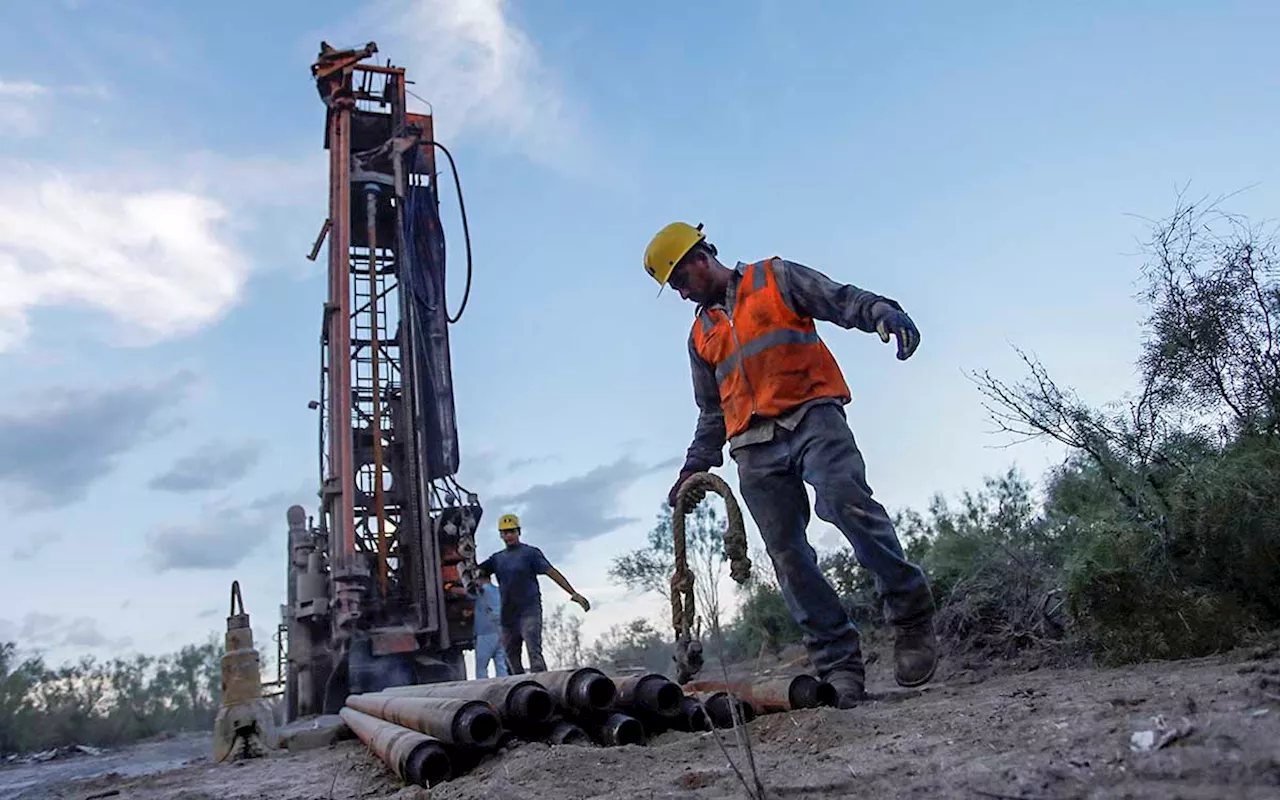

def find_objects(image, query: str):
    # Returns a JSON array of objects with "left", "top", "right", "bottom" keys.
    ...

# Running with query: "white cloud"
[
  {"left": 145, "top": 488, "right": 307, "bottom": 572},
  {"left": 0, "top": 80, "right": 109, "bottom": 137},
  {"left": 0, "top": 162, "right": 249, "bottom": 351},
  {"left": 0, "top": 80, "right": 50, "bottom": 136},
  {"left": 363, "top": 0, "right": 584, "bottom": 167}
]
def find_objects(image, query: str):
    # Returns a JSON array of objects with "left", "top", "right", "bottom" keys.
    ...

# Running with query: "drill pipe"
[
  {"left": 547, "top": 720, "right": 591, "bottom": 746},
  {"left": 504, "top": 713, "right": 593, "bottom": 747},
  {"left": 683, "top": 675, "right": 837, "bottom": 714},
  {"left": 339, "top": 707, "right": 452, "bottom": 787},
  {"left": 345, "top": 693, "right": 503, "bottom": 748},
  {"left": 627, "top": 694, "right": 711, "bottom": 737},
  {"left": 613, "top": 673, "right": 683, "bottom": 718},
  {"left": 574, "top": 711, "right": 646, "bottom": 747},
  {"left": 673, "top": 696, "right": 711, "bottom": 732},
  {"left": 513, "top": 717, "right": 592, "bottom": 746},
  {"left": 522, "top": 668, "right": 616, "bottom": 713},
  {"left": 375, "top": 678, "right": 553, "bottom": 725},
  {"left": 687, "top": 691, "right": 756, "bottom": 729}
]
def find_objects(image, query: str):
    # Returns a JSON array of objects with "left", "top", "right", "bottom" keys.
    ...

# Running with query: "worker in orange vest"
[{"left": 644, "top": 221, "right": 938, "bottom": 708}]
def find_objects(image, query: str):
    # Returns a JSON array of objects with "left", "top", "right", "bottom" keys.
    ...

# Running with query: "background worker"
[
  {"left": 643, "top": 221, "right": 938, "bottom": 709},
  {"left": 471, "top": 572, "right": 509, "bottom": 678},
  {"left": 477, "top": 513, "right": 591, "bottom": 674}
]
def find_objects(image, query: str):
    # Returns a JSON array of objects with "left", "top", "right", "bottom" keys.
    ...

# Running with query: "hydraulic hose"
[{"left": 421, "top": 139, "right": 473, "bottom": 324}]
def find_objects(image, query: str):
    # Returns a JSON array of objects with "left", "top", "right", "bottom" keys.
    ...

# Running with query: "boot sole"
[{"left": 894, "top": 655, "right": 938, "bottom": 688}]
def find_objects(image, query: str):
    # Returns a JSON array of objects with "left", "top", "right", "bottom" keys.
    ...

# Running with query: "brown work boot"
[
  {"left": 894, "top": 615, "right": 939, "bottom": 687},
  {"left": 822, "top": 668, "right": 866, "bottom": 709}
]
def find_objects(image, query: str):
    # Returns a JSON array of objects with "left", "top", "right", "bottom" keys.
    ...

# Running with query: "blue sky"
[{"left": 1, "top": 0, "right": 1278, "bottom": 669}]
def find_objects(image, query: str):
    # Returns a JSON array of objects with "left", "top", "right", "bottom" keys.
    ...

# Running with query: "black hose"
[{"left": 423, "top": 140, "right": 473, "bottom": 324}]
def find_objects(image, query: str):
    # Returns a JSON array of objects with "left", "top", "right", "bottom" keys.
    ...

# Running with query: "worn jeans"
[
  {"left": 474, "top": 632, "right": 509, "bottom": 679},
  {"left": 733, "top": 403, "right": 935, "bottom": 677},
  {"left": 500, "top": 610, "right": 546, "bottom": 674}
]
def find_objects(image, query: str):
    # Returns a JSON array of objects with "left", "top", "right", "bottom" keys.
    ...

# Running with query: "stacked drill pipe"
[
  {"left": 345, "top": 693, "right": 504, "bottom": 749},
  {"left": 377, "top": 676, "right": 555, "bottom": 730},
  {"left": 520, "top": 667, "right": 647, "bottom": 747},
  {"left": 521, "top": 667, "right": 618, "bottom": 713},
  {"left": 594, "top": 672, "right": 689, "bottom": 739},
  {"left": 341, "top": 692, "right": 503, "bottom": 786},
  {"left": 339, "top": 707, "right": 452, "bottom": 787},
  {"left": 344, "top": 668, "right": 839, "bottom": 787}
]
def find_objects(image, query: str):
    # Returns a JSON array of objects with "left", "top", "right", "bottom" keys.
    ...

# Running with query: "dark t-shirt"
[{"left": 478, "top": 543, "right": 553, "bottom": 624}]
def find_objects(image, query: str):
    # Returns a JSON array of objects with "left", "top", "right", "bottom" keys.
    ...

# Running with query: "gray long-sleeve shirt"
[{"left": 680, "top": 258, "right": 902, "bottom": 474}]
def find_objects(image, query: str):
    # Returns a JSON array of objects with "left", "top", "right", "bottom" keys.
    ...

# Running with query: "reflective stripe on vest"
[{"left": 691, "top": 258, "right": 850, "bottom": 439}]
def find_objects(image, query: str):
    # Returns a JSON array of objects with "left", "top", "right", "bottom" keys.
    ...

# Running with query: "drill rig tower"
[{"left": 282, "top": 42, "right": 482, "bottom": 721}]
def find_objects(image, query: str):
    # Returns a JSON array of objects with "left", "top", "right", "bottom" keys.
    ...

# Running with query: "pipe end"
[
  {"left": 457, "top": 702, "right": 503, "bottom": 749},
  {"left": 788, "top": 674, "right": 823, "bottom": 708},
  {"left": 685, "top": 704, "right": 710, "bottom": 732},
  {"left": 609, "top": 714, "right": 645, "bottom": 746},
  {"left": 653, "top": 681, "right": 683, "bottom": 717},
  {"left": 574, "top": 674, "right": 617, "bottom": 710},
  {"left": 550, "top": 722, "right": 591, "bottom": 747},
  {"left": 407, "top": 743, "right": 452, "bottom": 787},
  {"left": 510, "top": 684, "right": 554, "bottom": 723}
]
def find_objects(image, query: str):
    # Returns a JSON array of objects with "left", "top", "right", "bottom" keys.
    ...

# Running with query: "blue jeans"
[
  {"left": 500, "top": 610, "right": 546, "bottom": 674},
  {"left": 474, "top": 632, "right": 509, "bottom": 678},
  {"left": 733, "top": 404, "right": 934, "bottom": 677}
]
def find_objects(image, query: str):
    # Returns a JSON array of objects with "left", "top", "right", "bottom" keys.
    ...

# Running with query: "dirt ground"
[{"left": 7, "top": 639, "right": 1280, "bottom": 800}]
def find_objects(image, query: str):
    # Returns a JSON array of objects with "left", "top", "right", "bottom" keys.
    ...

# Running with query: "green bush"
[{"left": 1062, "top": 435, "right": 1280, "bottom": 663}]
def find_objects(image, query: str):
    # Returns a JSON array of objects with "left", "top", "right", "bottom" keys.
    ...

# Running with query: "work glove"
[
  {"left": 874, "top": 307, "right": 921, "bottom": 361},
  {"left": 571, "top": 593, "right": 591, "bottom": 612},
  {"left": 667, "top": 470, "right": 696, "bottom": 508}
]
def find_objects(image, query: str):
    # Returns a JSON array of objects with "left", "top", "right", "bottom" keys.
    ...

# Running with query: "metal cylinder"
[
  {"left": 346, "top": 693, "right": 503, "bottom": 748},
  {"left": 790, "top": 676, "right": 837, "bottom": 710},
  {"left": 547, "top": 721, "right": 591, "bottom": 746},
  {"left": 614, "top": 673, "right": 682, "bottom": 718},
  {"left": 377, "top": 678, "right": 553, "bottom": 725},
  {"left": 578, "top": 711, "right": 645, "bottom": 747},
  {"left": 683, "top": 675, "right": 837, "bottom": 714},
  {"left": 688, "top": 691, "right": 756, "bottom": 729},
  {"left": 523, "top": 668, "right": 616, "bottom": 712},
  {"left": 221, "top": 619, "right": 262, "bottom": 705},
  {"left": 339, "top": 707, "right": 451, "bottom": 787},
  {"left": 672, "top": 696, "right": 711, "bottom": 732}
]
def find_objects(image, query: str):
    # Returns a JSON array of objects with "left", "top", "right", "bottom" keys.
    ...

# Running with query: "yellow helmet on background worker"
[
  {"left": 497, "top": 513, "right": 521, "bottom": 532},
  {"left": 643, "top": 222, "right": 705, "bottom": 286}
]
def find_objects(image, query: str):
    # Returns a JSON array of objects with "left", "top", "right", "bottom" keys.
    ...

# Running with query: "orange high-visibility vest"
[{"left": 691, "top": 258, "right": 851, "bottom": 439}]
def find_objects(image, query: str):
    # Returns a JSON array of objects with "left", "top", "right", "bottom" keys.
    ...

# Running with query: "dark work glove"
[
  {"left": 874, "top": 308, "right": 920, "bottom": 361},
  {"left": 667, "top": 470, "right": 696, "bottom": 508}
]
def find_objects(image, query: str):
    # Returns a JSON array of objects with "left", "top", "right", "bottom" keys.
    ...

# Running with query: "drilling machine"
[{"left": 280, "top": 42, "right": 483, "bottom": 721}]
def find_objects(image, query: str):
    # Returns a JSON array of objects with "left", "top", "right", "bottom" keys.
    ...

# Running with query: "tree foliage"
[
  {"left": 542, "top": 603, "right": 585, "bottom": 670},
  {"left": 608, "top": 500, "right": 732, "bottom": 634},
  {"left": 583, "top": 618, "right": 671, "bottom": 674},
  {"left": 0, "top": 637, "right": 224, "bottom": 755},
  {"left": 961, "top": 194, "right": 1280, "bottom": 663}
]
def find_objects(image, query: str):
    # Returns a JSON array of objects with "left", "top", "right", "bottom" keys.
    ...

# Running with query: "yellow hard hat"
[
  {"left": 643, "top": 222, "right": 705, "bottom": 286},
  {"left": 497, "top": 513, "right": 521, "bottom": 532}
]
